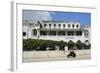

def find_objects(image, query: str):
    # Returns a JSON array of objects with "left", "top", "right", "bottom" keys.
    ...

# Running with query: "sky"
[{"left": 23, "top": 10, "right": 91, "bottom": 26}]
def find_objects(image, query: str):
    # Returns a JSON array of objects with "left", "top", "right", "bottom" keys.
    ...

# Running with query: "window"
[
  {"left": 67, "top": 31, "right": 74, "bottom": 36},
  {"left": 40, "top": 31, "right": 47, "bottom": 35},
  {"left": 49, "top": 31, "right": 56, "bottom": 35},
  {"left": 63, "top": 24, "right": 65, "bottom": 28},
  {"left": 58, "top": 24, "right": 61, "bottom": 28},
  {"left": 76, "top": 31, "right": 82, "bottom": 36},
  {"left": 58, "top": 31, "right": 65, "bottom": 35},
  {"left": 44, "top": 24, "right": 47, "bottom": 27},
  {"left": 54, "top": 24, "right": 56, "bottom": 27},
  {"left": 68, "top": 24, "right": 70, "bottom": 28},
  {"left": 49, "top": 24, "right": 51, "bottom": 27},
  {"left": 76, "top": 24, "right": 79, "bottom": 28},
  {"left": 72, "top": 24, "right": 74, "bottom": 28},
  {"left": 23, "top": 32, "right": 26, "bottom": 36},
  {"left": 85, "top": 40, "right": 89, "bottom": 43},
  {"left": 33, "top": 29, "right": 37, "bottom": 36}
]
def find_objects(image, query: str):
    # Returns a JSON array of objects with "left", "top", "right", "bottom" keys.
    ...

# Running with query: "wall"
[{"left": 23, "top": 50, "right": 90, "bottom": 61}]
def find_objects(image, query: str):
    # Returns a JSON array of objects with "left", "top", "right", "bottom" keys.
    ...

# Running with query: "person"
[{"left": 67, "top": 50, "right": 76, "bottom": 58}]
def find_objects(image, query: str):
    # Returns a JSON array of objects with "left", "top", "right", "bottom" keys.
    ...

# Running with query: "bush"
[
  {"left": 23, "top": 39, "right": 36, "bottom": 51},
  {"left": 76, "top": 40, "right": 82, "bottom": 50},
  {"left": 23, "top": 39, "right": 90, "bottom": 51},
  {"left": 58, "top": 40, "right": 67, "bottom": 50},
  {"left": 84, "top": 43, "right": 91, "bottom": 49},
  {"left": 23, "top": 39, "right": 67, "bottom": 51},
  {"left": 68, "top": 40, "right": 74, "bottom": 50}
]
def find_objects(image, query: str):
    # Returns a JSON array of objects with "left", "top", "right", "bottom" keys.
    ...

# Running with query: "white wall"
[{"left": 0, "top": 0, "right": 100, "bottom": 73}]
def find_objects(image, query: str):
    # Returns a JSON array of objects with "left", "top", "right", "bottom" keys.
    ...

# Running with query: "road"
[{"left": 23, "top": 50, "right": 91, "bottom": 62}]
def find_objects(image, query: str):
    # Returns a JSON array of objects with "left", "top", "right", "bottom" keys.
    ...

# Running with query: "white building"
[{"left": 23, "top": 20, "right": 91, "bottom": 43}]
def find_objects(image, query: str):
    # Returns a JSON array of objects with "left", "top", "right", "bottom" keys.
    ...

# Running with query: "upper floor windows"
[
  {"left": 44, "top": 24, "right": 47, "bottom": 27},
  {"left": 63, "top": 24, "right": 65, "bottom": 28},
  {"left": 40, "top": 23, "right": 80, "bottom": 29},
  {"left": 58, "top": 24, "right": 61, "bottom": 28},
  {"left": 54, "top": 24, "right": 56, "bottom": 27},
  {"left": 68, "top": 24, "right": 70, "bottom": 28},
  {"left": 76, "top": 24, "right": 79, "bottom": 28},
  {"left": 72, "top": 24, "right": 75, "bottom": 28},
  {"left": 49, "top": 24, "right": 51, "bottom": 27}
]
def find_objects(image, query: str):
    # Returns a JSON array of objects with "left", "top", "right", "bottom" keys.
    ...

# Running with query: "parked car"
[{"left": 67, "top": 51, "right": 76, "bottom": 58}]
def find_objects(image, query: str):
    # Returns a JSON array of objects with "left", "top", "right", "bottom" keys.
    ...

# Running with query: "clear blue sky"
[
  {"left": 23, "top": 10, "right": 91, "bottom": 26},
  {"left": 50, "top": 11, "right": 91, "bottom": 26}
]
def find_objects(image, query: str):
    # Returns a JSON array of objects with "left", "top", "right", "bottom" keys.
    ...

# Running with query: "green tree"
[
  {"left": 23, "top": 39, "right": 36, "bottom": 51},
  {"left": 58, "top": 40, "right": 67, "bottom": 50},
  {"left": 76, "top": 40, "right": 82, "bottom": 50},
  {"left": 68, "top": 40, "right": 74, "bottom": 50}
]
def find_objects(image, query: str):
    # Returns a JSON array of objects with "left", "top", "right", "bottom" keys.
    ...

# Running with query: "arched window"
[
  {"left": 58, "top": 24, "right": 61, "bottom": 28},
  {"left": 33, "top": 29, "right": 37, "bottom": 36},
  {"left": 68, "top": 24, "right": 70, "bottom": 28},
  {"left": 54, "top": 24, "right": 56, "bottom": 27},
  {"left": 49, "top": 24, "right": 51, "bottom": 27},
  {"left": 63, "top": 24, "right": 65, "bottom": 28},
  {"left": 76, "top": 24, "right": 79, "bottom": 28},
  {"left": 44, "top": 24, "right": 47, "bottom": 27},
  {"left": 72, "top": 24, "right": 74, "bottom": 28}
]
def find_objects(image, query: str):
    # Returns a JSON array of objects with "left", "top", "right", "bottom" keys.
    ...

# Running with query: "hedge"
[{"left": 23, "top": 39, "right": 91, "bottom": 51}]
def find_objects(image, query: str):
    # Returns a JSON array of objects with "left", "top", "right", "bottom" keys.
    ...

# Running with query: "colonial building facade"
[{"left": 23, "top": 20, "right": 91, "bottom": 43}]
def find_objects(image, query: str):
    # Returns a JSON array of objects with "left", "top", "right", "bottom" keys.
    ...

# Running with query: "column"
[
  {"left": 82, "top": 30, "right": 84, "bottom": 37},
  {"left": 27, "top": 23, "right": 32, "bottom": 38},
  {"left": 37, "top": 29, "right": 40, "bottom": 39}
]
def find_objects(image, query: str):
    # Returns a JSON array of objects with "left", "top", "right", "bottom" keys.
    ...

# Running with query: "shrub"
[
  {"left": 76, "top": 40, "right": 82, "bottom": 50},
  {"left": 23, "top": 39, "right": 36, "bottom": 51},
  {"left": 58, "top": 40, "right": 67, "bottom": 50},
  {"left": 23, "top": 39, "right": 90, "bottom": 51},
  {"left": 68, "top": 40, "right": 74, "bottom": 50}
]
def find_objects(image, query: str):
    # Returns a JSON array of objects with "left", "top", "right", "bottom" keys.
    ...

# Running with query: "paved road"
[{"left": 23, "top": 54, "right": 91, "bottom": 62}]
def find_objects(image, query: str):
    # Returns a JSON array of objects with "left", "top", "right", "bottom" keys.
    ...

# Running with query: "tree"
[
  {"left": 84, "top": 43, "right": 91, "bottom": 49},
  {"left": 58, "top": 40, "right": 67, "bottom": 50},
  {"left": 23, "top": 39, "right": 36, "bottom": 51},
  {"left": 68, "top": 40, "right": 74, "bottom": 50},
  {"left": 76, "top": 40, "right": 82, "bottom": 50}
]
